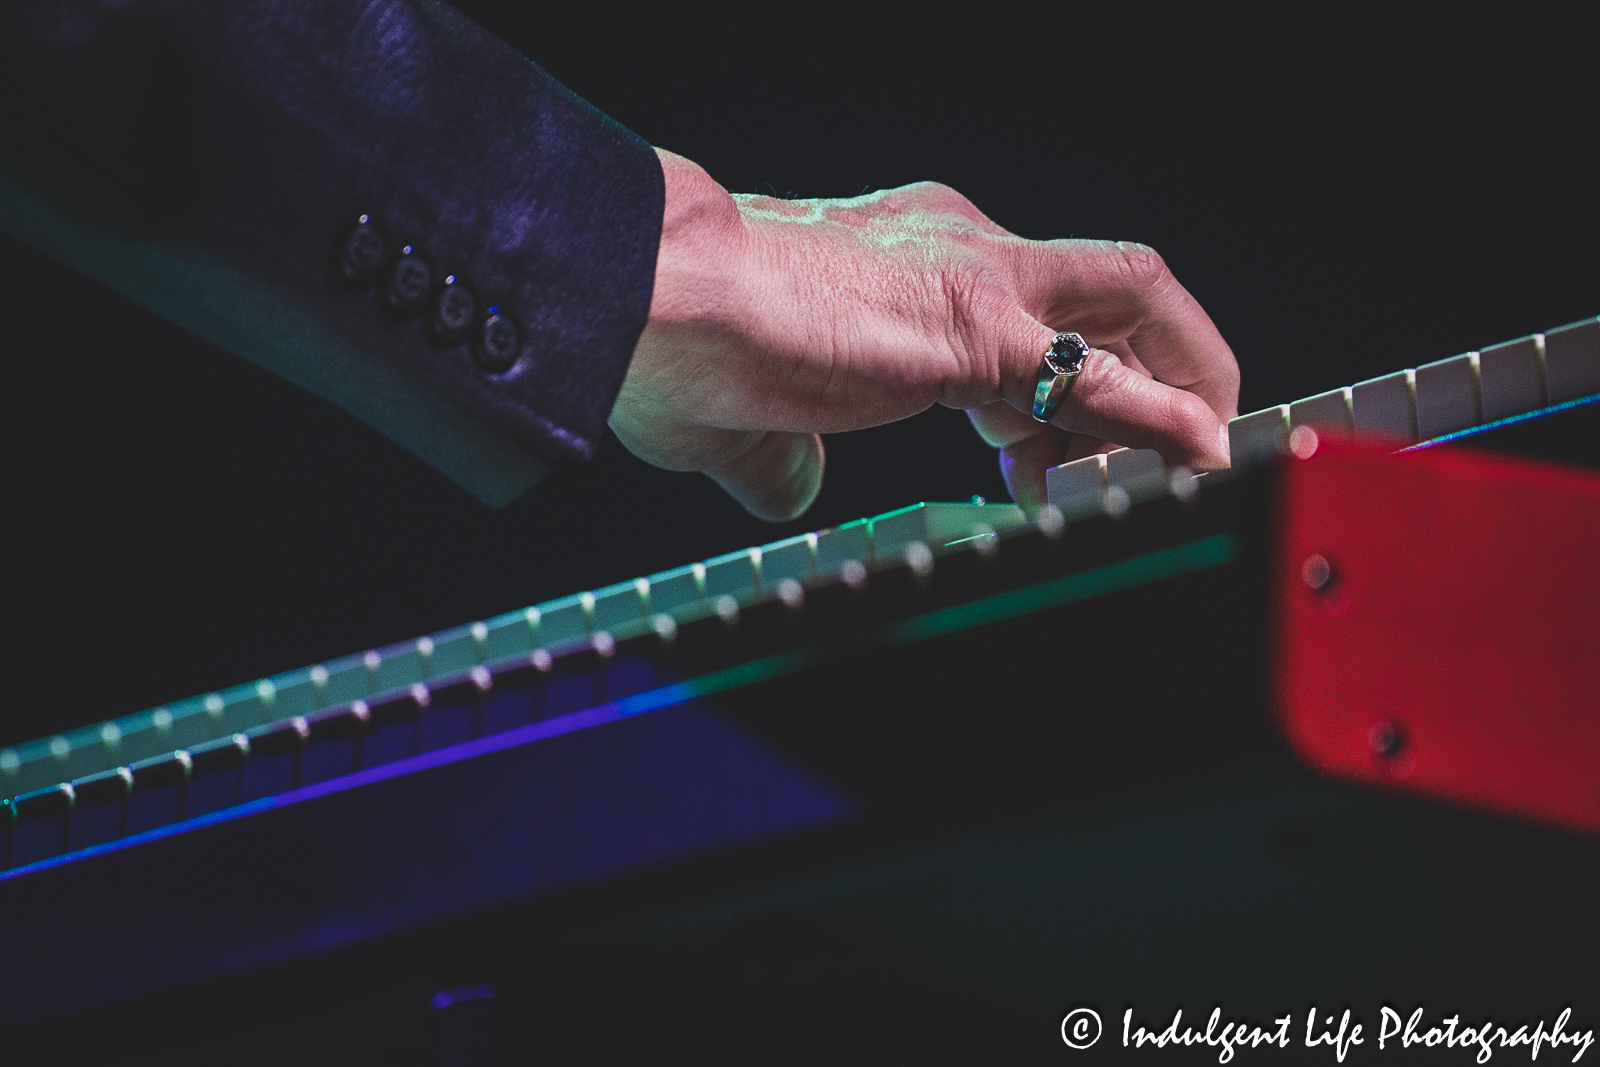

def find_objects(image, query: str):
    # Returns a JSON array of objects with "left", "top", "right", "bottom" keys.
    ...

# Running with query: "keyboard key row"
[
  {"left": 0, "top": 502, "right": 1023, "bottom": 798},
  {"left": 1045, "top": 315, "right": 1599, "bottom": 510},
  {"left": 1228, "top": 316, "right": 1599, "bottom": 466}
]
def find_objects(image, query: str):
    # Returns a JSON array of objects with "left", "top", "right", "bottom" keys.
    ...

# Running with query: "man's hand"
[{"left": 612, "top": 149, "right": 1238, "bottom": 520}]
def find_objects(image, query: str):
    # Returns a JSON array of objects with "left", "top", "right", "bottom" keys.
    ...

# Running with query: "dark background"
[{"left": 2, "top": 4, "right": 1596, "bottom": 746}]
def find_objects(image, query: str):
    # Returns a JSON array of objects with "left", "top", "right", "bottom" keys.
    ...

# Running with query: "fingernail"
[{"left": 1218, "top": 423, "right": 1232, "bottom": 467}]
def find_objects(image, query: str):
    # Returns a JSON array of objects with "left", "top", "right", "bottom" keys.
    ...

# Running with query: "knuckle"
[
  {"left": 939, "top": 267, "right": 985, "bottom": 361},
  {"left": 1114, "top": 240, "right": 1170, "bottom": 291},
  {"left": 900, "top": 181, "right": 982, "bottom": 219},
  {"left": 938, "top": 264, "right": 1006, "bottom": 370},
  {"left": 922, "top": 259, "right": 1016, "bottom": 408},
  {"left": 906, "top": 179, "right": 959, "bottom": 200}
]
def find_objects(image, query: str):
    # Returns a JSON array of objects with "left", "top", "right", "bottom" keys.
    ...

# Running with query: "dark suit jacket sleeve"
[{"left": 0, "top": 0, "right": 665, "bottom": 506}]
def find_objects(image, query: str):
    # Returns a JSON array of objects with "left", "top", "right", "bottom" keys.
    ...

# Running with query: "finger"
[
  {"left": 967, "top": 397, "right": 1041, "bottom": 449},
  {"left": 967, "top": 400, "right": 1065, "bottom": 513},
  {"left": 1055, "top": 347, "right": 1231, "bottom": 468},
  {"left": 1008, "top": 239, "right": 1239, "bottom": 421},
  {"left": 991, "top": 317, "right": 1230, "bottom": 468},
  {"left": 1064, "top": 433, "right": 1118, "bottom": 462},
  {"left": 968, "top": 350, "right": 1139, "bottom": 450},
  {"left": 703, "top": 431, "right": 825, "bottom": 523},
  {"left": 997, "top": 426, "right": 1073, "bottom": 515},
  {"left": 610, "top": 406, "right": 768, "bottom": 472},
  {"left": 1074, "top": 342, "right": 1148, "bottom": 461},
  {"left": 1078, "top": 343, "right": 1144, "bottom": 459},
  {"left": 968, "top": 402, "right": 1113, "bottom": 514},
  {"left": 1102, "top": 339, "right": 1151, "bottom": 379}
]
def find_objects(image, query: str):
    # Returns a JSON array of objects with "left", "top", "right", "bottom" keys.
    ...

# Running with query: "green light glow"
[
  {"left": 887, "top": 534, "right": 1240, "bottom": 646},
  {"left": 619, "top": 534, "right": 1241, "bottom": 711}
]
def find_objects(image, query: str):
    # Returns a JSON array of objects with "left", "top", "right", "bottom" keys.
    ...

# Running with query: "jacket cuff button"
[
  {"left": 339, "top": 214, "right": 388, "bottom": 282},
  {"left": 430, "top": 275, "right": 476, "bottom": 341},
  {"left": 473, "top": 308, "right": 521, "bottom": 372},
  {"left": 386, "top": 246, "right": 433, "bottom": 312}
]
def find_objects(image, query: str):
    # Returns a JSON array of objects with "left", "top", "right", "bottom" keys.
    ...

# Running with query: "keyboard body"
[{"left": 1, "top": 323, "right": 1598, "bottom": 1061}]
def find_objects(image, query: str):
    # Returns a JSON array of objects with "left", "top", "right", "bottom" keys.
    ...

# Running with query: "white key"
[
  {"left": 1544, "top": 316, "right": 1600, "bottom": 404},
  {"left": 1351, "top": 369, "right": 1416, "bottom": 442},
  {"left": 868, "top": 501, "right": 1025, "bottom": 559},
  {"left": 535, "top": 594, "right": 589, "bottom": 646},
  {"left": 919, "top": 501, "right": 1025, "bottom": 546},
  {"left": 589, "top": 579, "right": 649, "bottom": 634},
  {"left": 757, "top": 533, "right": 816, "bottom": 587},
  {"left": 815, "top": 520, "right": 870, "bottom": 577},
  {"left": 1289, "top": 387, "right": 1354, "bottom": 435},
  {"left": 1045, "top": 453, "right": 1106, "bottom": 511},
  {"left": 1228, "top": 406, "right": 1290, "bottom": 468},
  {"left": 702, "top": 547, "right": 761, "bottom": 600},
  {"left": 1414, "top": 353, "right": 1481, "bottom": 440},
  {"left": 1477, "top": 335, "right": 1544, "bottom": 422},
  {"left": 644, "top": 563, "right": 704, "bottom": 616},
  {"left": 1104, "top": 447, "right": 1167, "bottom": 500}
]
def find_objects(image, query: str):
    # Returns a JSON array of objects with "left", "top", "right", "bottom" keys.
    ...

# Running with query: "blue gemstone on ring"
[
  {"left": 1046, "top": 332, "right": 1090, "bottom": 374},
  {"left": 1033, "top": 332, "right": 1090, "bottom": 422}
]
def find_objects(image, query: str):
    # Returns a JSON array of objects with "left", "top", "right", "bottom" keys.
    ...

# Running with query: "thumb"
[{"left": 703, "top": 431, "right": 825, "bottom": 522}]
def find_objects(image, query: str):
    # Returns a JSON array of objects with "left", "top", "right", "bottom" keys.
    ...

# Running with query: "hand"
[{"left": 612, "top": 149, "right": 1238, "bottom": 521}]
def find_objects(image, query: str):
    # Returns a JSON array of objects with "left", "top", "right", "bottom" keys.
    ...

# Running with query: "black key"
[
  {"left": 245, "top": 717, "right": 310, "bottom": 757},
  {"left": 129, "top": 751, "right": 194, "bottom": 792},
  {"left": 14, "top": 782, "right": 75, "bottom": 821},
  {"left": 66, "top": 770, "right": 132, "bottom": 849},
  {"left": 486, "top": 649, "right": 554, "bottom": 691},
  {"left": 370, "top": 684, "right": 430, "bottom": 726},
  {"left": 189, "top": 733, "right": 251, "bottom": 775},
  {"left": 1, "top": 798, "right": 14, "bottom": 868},
  {"left": 70, "top": 767, "right": 134, "bottom": 806},
  {"left": 306, "top": 701, "right": 372, "bottom": 742},
  {"left": 428, "top": 666, "right": 494, "bottom": 706}
]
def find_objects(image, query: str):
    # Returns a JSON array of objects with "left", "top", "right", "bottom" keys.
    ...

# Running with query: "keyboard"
[
  {"left": 1046, "top": 314, "right": 1600, "bottom": 508},
  {"left": 0, "top": 499, "right": 1025, "bottom": 805},
  {"left": 0, "top": 315, "right": 1596, "bottom": 1045},
  {"left": 4, "top": 314, "right": 1593, "bottom": 809}
]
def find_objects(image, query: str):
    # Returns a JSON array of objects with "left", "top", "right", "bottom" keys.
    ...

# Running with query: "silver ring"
[{"left": 1031, "top": 332, "right": 1091, "bottom": 422}]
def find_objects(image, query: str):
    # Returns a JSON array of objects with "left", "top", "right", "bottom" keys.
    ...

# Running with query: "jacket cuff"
[{"left": 2, "top": 0, "right": 666, "bottom": 501}]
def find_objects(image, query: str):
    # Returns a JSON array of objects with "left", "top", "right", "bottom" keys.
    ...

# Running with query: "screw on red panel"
[
  {"left": 1301, "top": 553, "right": 1336, "bottom": 592},
  {"left": 1368, "top": 720, "right": 1417, "bottom": 780},
  {"left": 1368, "top": 720, "right": 1403, "bottom": 757}
]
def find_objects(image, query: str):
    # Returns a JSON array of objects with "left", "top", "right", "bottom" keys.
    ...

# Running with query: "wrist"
[{"left": 641, "top": 149, "right": 746, "bottom": 339}]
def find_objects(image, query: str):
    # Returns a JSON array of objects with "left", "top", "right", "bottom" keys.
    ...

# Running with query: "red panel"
[{"left": 1273, "top": 436, "right": 1600, "bottom": 834}]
